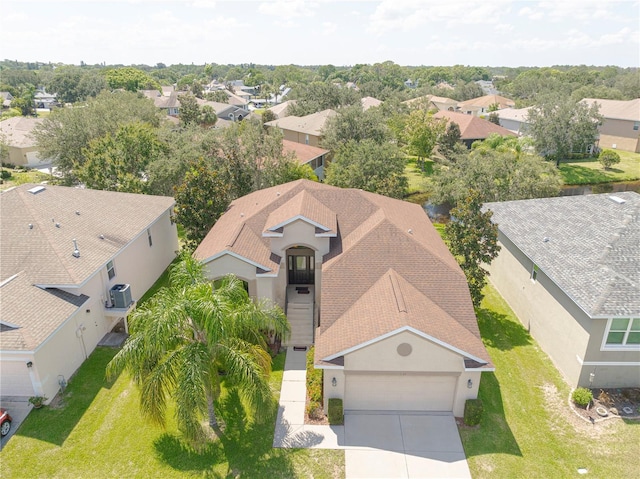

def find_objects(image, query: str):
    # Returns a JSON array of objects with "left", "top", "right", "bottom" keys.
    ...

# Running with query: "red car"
[{"left": 0, "top": 408, "right": 12, "bottom": 436}]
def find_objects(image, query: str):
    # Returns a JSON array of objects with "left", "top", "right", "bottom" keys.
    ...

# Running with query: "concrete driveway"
[
  {"left": 344, "top": 413, "right": 471, "bottom": 479},
  {"left": 0, "top": 399, "right": 32, "bottom": 451}
]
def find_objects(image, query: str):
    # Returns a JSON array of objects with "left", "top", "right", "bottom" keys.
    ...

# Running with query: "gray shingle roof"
[{"left": 485, "top": 192, "right": 640, "bottom": 317}]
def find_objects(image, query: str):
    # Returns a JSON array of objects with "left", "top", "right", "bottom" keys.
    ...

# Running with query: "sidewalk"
[{"left": 273, "top": 347, "right": 344, "bottom": 449}]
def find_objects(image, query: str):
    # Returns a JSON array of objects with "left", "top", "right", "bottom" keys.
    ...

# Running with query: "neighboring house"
[
  {"left": 433, "top": 110, "right": 516, "bottom": 147},
  {"left": 457, "top": 94, "right": 515, "bottom": 117},
  {"left": 404, "top": 95, "right": 458, "bottom": 112},
  {"left": 145, "top": 90, "right": 250, "bottom": 121},
  {"left": 485, "top": 192, "right": 639, "bottom": 389},
  {"left": 0, "top": 92, "right": 13, "bottom": 108},
  {"left": 361, "top": 96, "right": 382, "bottom": 111},
  {"left": 494, "top": 107, "right": 532, "bottom": 135},
  {"left": 0, "top": 184, "right": 179, "bottom": 402},
  {"left": 582, "top": 98, "right": 640, "bottom": 153},
  {"left": 264, "top": 109, "right": 336, "bottom": 147},
  {"left": 475, "top": 80, "right": 499, "bottom": 95},
  {"left": 268, "top": 100, "right": 296, "bottom": 119},
  {"left": 0, "top": 117, "right": 51, "bottom": 167},
  {"left": 281, "top": 139, "right": 329, "bottom": 180},
  {"left": 194, "top": 180, "right": 493, "bottom": 417},
  {"left": 34, "top": 90, "right": 58, "bottom": 110},
  {"left": 161, "top": 85, "right": 174, "bottom": 97}
]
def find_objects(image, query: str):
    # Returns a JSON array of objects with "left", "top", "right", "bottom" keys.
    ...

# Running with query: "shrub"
[
  {"left": 306, "top": 347, "right": 323, "bottom": 417},
  {"left": 463, "top": 399, "right": 483, "bottom": 426},
  {"left": 306, "top": 403, "right": 324, "bottom": 420},
  {"left": 328, "top": 398, "right": 344, "bottom": 425},
  {"left": 0, "top": 169, "right": 11, "bottom": 180},
  {"left": 572, "top": 387, "right": 593, "bottom": 407},
  {"left": 599, "top": 149, "right": 621, "bottom": 169},
  {"left": 597, "top": 389, "right": 613, "bottom": 407}
]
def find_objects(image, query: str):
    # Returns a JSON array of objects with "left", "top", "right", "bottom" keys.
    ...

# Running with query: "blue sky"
[{"left": 2, "top": 1, "right": 638, "bottom": 67}]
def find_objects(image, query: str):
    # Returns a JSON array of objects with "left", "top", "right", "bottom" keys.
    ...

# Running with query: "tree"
[
  {"left": 287, "top": 81, "right": 359, "bottom": 116},
  {"left": 174, "top": 158, "right": 232, "bottom": 249},
  {"left": 178, "top": 92, "right": 200, "bottom": 126},
  {"left": 527, "top": 94, "right": 603, "bottom": 166},
  {"left": 487, "top": 112, "right": 500, "bottom": 125},
  {"left": 261, "top": 109, "right": 276, "bottom": 124},
  {"left": 598, "top": 149, "right": 621, "bottom": 170},
  {"left": 104, "top": 67, "right": 161, "bottom": 92},
  {"left": 76, "top": 122, "right": 167, "bottom": 193},
  {"left": 106, "top": 253, "right": 289, "bottom": 448},
  {"left": 439, "top": 122, "right": 462, "bottom": 155},
  {"left": 399, "top": 109, "right": 446, "bottom": 168},
  {"left": 321, "top": 105, "right": 390, "bottom": 152},
  {"left": 445, "top": 190, "right": 500, "bottom": 307},
  {"left": 199, "top": 105, "right": 217, "bottom": 127},
  {"left": 47, "top": 66, "right": 83, "bottom": 103},
  {"left": 32, "top": 90, "right": 161, "bottom": 180},
  {"left": 205, "top": 90, "right": 229, "bottom": 103},
  {"left": 325, "top": 139, "right": 408, "bottom": 199},
  {"left": 431, "top": 147, "right": 562, "bottom": 205}
]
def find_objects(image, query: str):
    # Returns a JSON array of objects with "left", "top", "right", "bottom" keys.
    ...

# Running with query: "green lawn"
[
  {"left": 404, "top": 156, "right": 433, "bottom": 194},
  {"left": 559, "top": 150, "right": 640, "bottom": 185},
  {"left": 1, "top": 349, "right": 344, "bottom": 478},
  {"left": 461, "top": 285, "right": 640, "bottom": 478},
  {"left": 0, "top": 169, "right": 53, "bottom": 191}
]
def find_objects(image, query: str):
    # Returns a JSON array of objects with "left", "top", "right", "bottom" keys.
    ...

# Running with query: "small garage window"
[{"left": 106, "top": 260, "right": 116, "bottom": 280}]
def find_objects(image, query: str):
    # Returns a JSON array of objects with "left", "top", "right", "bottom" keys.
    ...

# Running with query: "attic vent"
[
  {"left": 608, "top": 195, "right": 626, "bottom": 204},
  {"left": 72, "top": 239, "right": 80, "bottom": 258},
  {"left": 28, "top": 186, "right": 46, "bottom": 194}
]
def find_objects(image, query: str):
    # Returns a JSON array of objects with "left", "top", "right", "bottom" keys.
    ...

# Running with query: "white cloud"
[
  {"left": 495, "top": 23, "right": 514, "bottom": 33},
  {"left": 190, "top": 1, "right": 216, "bottom": 8},
  {"left": 258, "top": 0, "right": 317, "bottom": 19},
  {"left": 518, "top": 6, "right": 543, "bottom": 20},
  {"left": 322, "top": 21, "right": 337, "bottom": 36}
]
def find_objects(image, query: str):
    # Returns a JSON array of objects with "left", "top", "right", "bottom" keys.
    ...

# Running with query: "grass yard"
[
  {"left": 0, "top": 349, "right": 344, "bottom": 478},
  {"left": 0, "top": 168, "right": 53, "bottom": 191},
  {"left": 404, "top": 156, "right": 433, "bottom": 194},
  {"left": 559, "top": 150, "right": 640, "bottom": 185},
  {"left": 461, "top": 285, "right": 640, "bottom": 478}
]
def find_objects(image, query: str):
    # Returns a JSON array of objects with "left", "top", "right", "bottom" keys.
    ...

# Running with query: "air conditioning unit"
[{"left": 110, "top": 284, "right": 132, "bottom": 309}]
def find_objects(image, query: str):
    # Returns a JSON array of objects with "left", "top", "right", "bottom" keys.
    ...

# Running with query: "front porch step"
[{"left": 285, "top": 302, "right": 313, "bottom": 346}]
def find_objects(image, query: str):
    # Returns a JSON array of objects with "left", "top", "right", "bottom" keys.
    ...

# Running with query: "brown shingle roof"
[
  {"left": 282, "top": 139, "right": 329, "bottom": 165},
  {"left": 264, "top": 109, "right": 337, "bottom": 136},
  {"left": 195, "top": 180, "right": 491, "bottom": 367},
  {"left": 582, "top": 98, "right": 640, "bottom": 122},
  {"left": 0, "top": 117, "right": 43, "bottom": 148},
  {"left": 458, "top": 94, "right": 515, "bottom": 109},
  {"left": 434, "top": 110, "right": 516, "bottom": 141}
]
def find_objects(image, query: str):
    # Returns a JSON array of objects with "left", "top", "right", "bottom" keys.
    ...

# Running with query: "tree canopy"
[{"left": 106, "top": 253, "right": 289, "bottom": 448}]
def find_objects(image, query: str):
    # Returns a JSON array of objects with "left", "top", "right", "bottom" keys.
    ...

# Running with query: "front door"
[{"left": 288, "top": 254, "right": 314, "bottom": 284}]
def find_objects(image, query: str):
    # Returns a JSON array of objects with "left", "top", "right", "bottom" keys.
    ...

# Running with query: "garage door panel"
[
  {"left": 0, "top": 361, "right": 34, "bottom": 397},
  {"left": 346, "top": 374, "right": 456, "bottom": 412}
]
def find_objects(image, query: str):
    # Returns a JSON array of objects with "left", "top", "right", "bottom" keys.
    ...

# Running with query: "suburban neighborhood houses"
[{"left": 1, "top": 48, "right": 639, "bottom": 479}]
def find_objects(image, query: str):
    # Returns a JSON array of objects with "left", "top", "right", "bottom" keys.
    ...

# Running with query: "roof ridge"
[
  {"left": 227, "top": 222, "right": 246, "bottom": 248},
  {"left": 388, "top": 269, "right": 407, "bottom": 313}
]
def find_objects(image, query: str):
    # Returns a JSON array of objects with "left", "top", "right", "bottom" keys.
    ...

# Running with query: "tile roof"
[
  {"left": 433, "top": 110, "right": 517, "bottom": 140},
  {"left": 485, "top": 192, "right": 640, "bottom": 317},
  {"left": 194, "top": 180, "right": 491, "bottom": 367},
  {"left": 582, "top": 98, "right": 640, "bottom": 122},
  {"left": 1, "top": 184, "right": 175, "bottom": 285},
  {"left": 264, "top": 109, "right": 337, "bottom": 136},
  {"left": 282, "top": 139, "right": 329, "bottom": 165},
  {"left": 0, "top": 117, "right": 43, "bottom": 148}
]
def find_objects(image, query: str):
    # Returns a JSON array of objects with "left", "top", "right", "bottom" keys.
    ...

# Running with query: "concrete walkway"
[{"left": 273, "top": 347, "right": 472, "bottom": 478}]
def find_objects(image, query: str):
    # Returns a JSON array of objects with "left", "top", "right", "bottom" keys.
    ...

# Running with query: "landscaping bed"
[{"left": 570, "top": 388, "right": 640, "bottom": 422}]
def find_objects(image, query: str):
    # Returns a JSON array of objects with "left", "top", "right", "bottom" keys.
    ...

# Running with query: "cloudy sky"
[{"left": 2, "top": 0, "right": 638, "bottom": 67}]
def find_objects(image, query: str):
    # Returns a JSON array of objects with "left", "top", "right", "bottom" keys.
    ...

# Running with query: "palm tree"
[{"left": 106, "top": 253, "right": 289, "bottom": 447}]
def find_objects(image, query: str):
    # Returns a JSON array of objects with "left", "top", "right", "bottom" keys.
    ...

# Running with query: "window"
[
  {"left": 634, "top": 121, "right": 639, "bottom": 131},
  {"left": 147, "top": 228, "right": 153, "bottom": 247},
  {"left": 605, "top": 318, "right": 640, "bottom": 347},
  {"left": 530, "top": 264, "right": 539, "bottom": 282},
  {"left": 305, "top": 134, "right": 309, "bottom": 145},
  {"left": 106, "top": 260, "right": 116, "bottom": 280}
]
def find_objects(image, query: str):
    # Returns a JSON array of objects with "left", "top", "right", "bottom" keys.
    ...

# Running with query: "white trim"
[
  {"left": 600, "top": 317, "right": 640, "bottom": 351},
  {"left": 322, "top": 326, "right": 488, "bottom": 365},
  {"left": 266, "top": 214, "right": 331, "bottom": 233},
  {"left": 262, "top": 232, "right": 284, "bottom": 238},
  {"left": 315, "top": 364, "right": 344, "bottom": 370},
  {"left": 315, "top": 232, "right": 337, "bottom": 238},
  {"left": 464, "top": 367, "right": 495, "bottom": 372},
  {"left": 202, "top": 250, "right": 271, "bottom": 272},
  {"left": 256, "top": 272, "right": 278, "bottom": 278}
]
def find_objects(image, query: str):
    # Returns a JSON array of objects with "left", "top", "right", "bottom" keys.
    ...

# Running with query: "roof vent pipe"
[{"left": 72, "top": 239, "right": 80, "bottom": 258}]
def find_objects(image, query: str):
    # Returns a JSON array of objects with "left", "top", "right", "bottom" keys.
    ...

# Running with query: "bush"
[
  {"left": 306, "top": 347, "right": 323, "bottom": 417},
  {"left": 572, "top": 387, "right": 593, "bottom": 407},
  {"left": 463, "top": 399, "right": 483, "bottom": 426},
  {"left": 328, "top": 398, "right": 343, "bottom": 425},
  {"left": 599, "top": 149, "right": 621, "bottom": 169},
  {"left": 0, "top": 169, "right": 11, "bottom": 180}
]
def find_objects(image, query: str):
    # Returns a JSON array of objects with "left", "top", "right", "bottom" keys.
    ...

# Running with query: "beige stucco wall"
[
  {"left": 7, "top": 145, "right": 50, "bottom": 167},
  {"left": 322, "top": 331, "right": 483, "bottom": 416},
  {"left": 281, "top": 129, "right": 321, "bottom": 147},
  {"left": 487, "top": 233, "right": 598, "bottom": 387},
  {"left": 598, "top": 118, "right": 640, "bottom": 153},
  {"left": 204, "top": 254, "right": 260, "bottom": 298}
]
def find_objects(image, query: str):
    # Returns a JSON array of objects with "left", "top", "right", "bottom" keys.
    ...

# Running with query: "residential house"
[
  {"left": 281, "top": 139, "right": 329, "bottom": 180},
  {"left": 268, "top": 100, "right": 296, "bottom": 119},
  {"left": 194, "top": 180, "right": 493, "bottom": 416},
  {"left": 264, "top": 109, "right": 336, "bottom": 147},
  {"left": 361, "top": 96, "right": 382, "bottom": 111},
  {"left": 0, "top": 184, "right": 179, "bottom": 401},
  {"left": 0, "top": 117, "right": 51, "bottom": 167},
  {"left": 433, "top": 110, "right": 516, "bottom": 147},
  {"left": 582, "top": 98, "right": 640, "bottom": 153},
  {"left": 144, "top": 90, "right": 250, "bottom": 122},
  {"left": 34, "top": 90, "right": 58, "bottom": 110},
  {"left": 0, "top": 92, "right": 13, "bottom": 108},
  {"left": 494, "top": 107, "right": 532, "bottom": 135},
  {"left": 404, "top": 95, "right": 458, "bottom": 112},
  {"left": 485, "top": 192, "right": 639, "bottom": 389},
  {"left": 457, "top": 94, "right": 515, "bottom": 117}
]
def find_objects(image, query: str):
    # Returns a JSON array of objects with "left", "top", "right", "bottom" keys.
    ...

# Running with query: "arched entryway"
[
  {"left": 285, "top": 246, "right": 316, "bottom": 346},
  {"left": 287, "top": 246, "right": 315, "bottom": 285}
]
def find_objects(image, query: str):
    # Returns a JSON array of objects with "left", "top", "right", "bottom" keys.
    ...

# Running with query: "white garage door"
[
  {"left": 345, "top": 373, "right": 456, "bottom": 412},
  {"left": 0, "top": 361, "right": 35, "bottom": 397}
]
